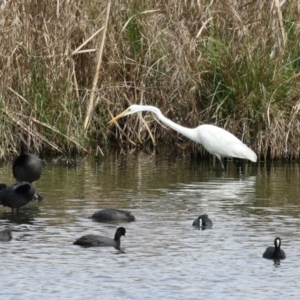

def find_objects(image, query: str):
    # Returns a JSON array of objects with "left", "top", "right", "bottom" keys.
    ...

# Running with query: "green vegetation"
[{"left": 0, "top": 0, "right": 299, "bottom": 160}]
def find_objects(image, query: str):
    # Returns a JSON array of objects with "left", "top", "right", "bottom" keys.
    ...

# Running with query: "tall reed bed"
[{"left": 0, "top": 1, "right": 299, "bottom": 160}]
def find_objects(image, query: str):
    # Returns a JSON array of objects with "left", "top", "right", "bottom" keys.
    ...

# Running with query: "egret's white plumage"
[{"left": 109, "top": 105, "right": 257, "bottom": 169}]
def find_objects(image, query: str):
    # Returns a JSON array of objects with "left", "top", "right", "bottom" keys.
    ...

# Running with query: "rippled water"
[{"left": 0, "top": 154, "right": 300, "bottom": 299}]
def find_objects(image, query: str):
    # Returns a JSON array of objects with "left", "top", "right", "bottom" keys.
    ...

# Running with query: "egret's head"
[{"left": 108, "top": 105, "right": 146, "bottom": 124}]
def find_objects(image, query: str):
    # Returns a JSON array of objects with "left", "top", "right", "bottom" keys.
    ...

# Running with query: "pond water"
[{"left": 0, "top": 154, "right": 300, "bottom": 300}]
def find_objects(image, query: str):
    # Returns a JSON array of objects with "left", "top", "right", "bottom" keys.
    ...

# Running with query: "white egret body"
[{"left": 109, "top": 105, "right": 257, "bottom": 169}]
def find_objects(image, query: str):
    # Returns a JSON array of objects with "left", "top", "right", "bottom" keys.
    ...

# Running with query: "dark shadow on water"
[
  {"left": 0, "top": 207, "right": 40, "bottom": 225},
  {"left": 73, "top": 243, "right": 126, "bottom": 254}
]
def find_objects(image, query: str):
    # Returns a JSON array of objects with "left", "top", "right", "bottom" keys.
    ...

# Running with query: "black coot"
[
  {"left": 13, "top": 153, "right": 42, "bottom": 183},
  {"left": 263, "top": 237, "right": 286, "bottom": 260},
  {"left": 192, "top": 214, "right": 213, "bottom": 229},
  {"left": 91, "top": 209, "right": 135, "bottom": 222},
  {"left": 74, "top": 227, "right": 126, "bottom": 249},
  {"left": 0, "top": 182, "right": 35, "bottom": 213}
]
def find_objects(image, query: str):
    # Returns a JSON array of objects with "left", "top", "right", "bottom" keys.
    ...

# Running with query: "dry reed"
[{"left": 0, "top": 0, "right": 300, "bottom": 160}]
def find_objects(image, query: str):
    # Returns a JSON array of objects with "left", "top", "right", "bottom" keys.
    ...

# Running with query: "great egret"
[
  {"left": 109, "top": 105, "right": 257, "bottom": 169},
  {"left": 263, "top": 237, "right": 286, "bottom": 260},
  {"left": 73, "top": 227, "right": 126, "bottom": 249}
]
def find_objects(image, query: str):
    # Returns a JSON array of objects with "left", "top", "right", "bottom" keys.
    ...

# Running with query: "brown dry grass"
[{"left": 0, "top": 0, "right": 300, "bottom": 160}]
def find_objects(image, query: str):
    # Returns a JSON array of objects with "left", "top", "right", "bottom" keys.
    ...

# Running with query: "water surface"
[{"left": 0, "top": 155, "right": 299, "bottom": 299}]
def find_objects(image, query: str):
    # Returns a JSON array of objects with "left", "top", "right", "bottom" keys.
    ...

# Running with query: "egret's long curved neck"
[{"left": 139, "top": 106, "right": 198, "bottom": 142}]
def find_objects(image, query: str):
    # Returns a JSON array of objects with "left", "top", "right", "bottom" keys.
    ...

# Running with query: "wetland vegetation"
[{"left": 0, "top": 0, "right": 300, "bottom": 161}]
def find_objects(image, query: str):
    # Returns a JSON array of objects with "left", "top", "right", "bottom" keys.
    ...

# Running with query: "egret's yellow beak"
[{"left": 108, "top": 109, "right": 129, "bottom": 125}]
